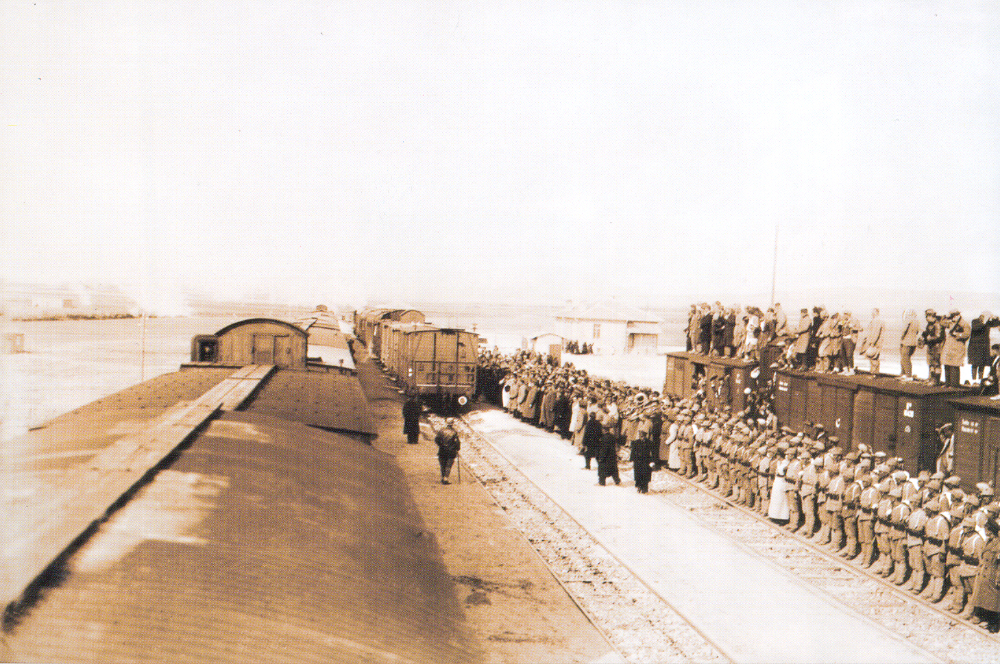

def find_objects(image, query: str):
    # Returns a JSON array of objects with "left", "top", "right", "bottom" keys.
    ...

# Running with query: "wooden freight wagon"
[
  {"left": 386, "top": 324, "right": 478, "bottom": 407},
  {"left": 949, "top": 396, "right": 1000, "bottom": 493},
  {"left": 850, "top": 376, "right": 972, "bottom": 472},
  {"left": 663, "top": 352, "right": 756, "bottom": 412},
  {"left": 774, "top": 369, "right": 811, "bottom": 435}
]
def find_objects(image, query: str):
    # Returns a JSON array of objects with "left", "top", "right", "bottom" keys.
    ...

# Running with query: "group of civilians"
[
  {"left": 477, "top": 348, "right": 1000, "bottom": 632},
  {"left": 687, "top": 302, "right": 999, "bottom": 389}
]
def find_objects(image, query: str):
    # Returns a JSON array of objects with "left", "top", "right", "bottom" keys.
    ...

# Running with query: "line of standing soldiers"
[{"left": 672, "top": 408, "right": 999, "bottom": 628}]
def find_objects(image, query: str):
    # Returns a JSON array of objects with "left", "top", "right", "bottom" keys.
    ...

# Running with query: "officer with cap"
[
  {"left": 825, "top": 462, "right": 846, "bottom": 550},
  {"left": 953, "top": 514, "right": 986, "bottom": 618},
  {"left": 799, "top": 454, "right": 821, "bottom": 537}
]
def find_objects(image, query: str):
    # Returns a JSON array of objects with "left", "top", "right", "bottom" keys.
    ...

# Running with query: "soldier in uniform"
[
  {"left": 944, "top": 504, "right": 970, "bottom": 607},
  {"left": 953, "top": 515, "right": 987, "bottom": 619},
  {"left": 814, "top": 455, "right": 831, "bottom": 543},
  {"left": 905, "top": 494, "right": 930, "bottom": 594},
  {"left": 875, "top": 480, "right": 896, "bottom": 577},
  {"left": 889, "top": 485, "right": 913, "bottom": 585},
  {"left": 840, "top": 467, "right": 863, "bottom": 559},
  {"left": 920, "top": 310, "right": 946, "bottom": 385},
  {"left": 921, "top": 499, "right": 949, "bottom": 602},
  {"left": 630, "top": 414, "right": 654, "bottom": 494},
  {"left": 786, "top": 449, "right": 807, "bottom": 532},
  {"left": 825, "top": 463, "right": 846, "bottom": 550},
  {"left": 799, "top": 455, "right": 820, "bottom": 537},
  {"left": 597, "top": 412, "right": 621, "bottom": 486},
  {"left": 857, "top": 473, "right": 880, "bottom": 567}
]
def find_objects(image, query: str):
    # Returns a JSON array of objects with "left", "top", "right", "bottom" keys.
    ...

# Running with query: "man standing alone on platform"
[
  {"left": 402, "top": 391, "right": 422, "bottom": 445},
  {"left": 435, "top": 418, "right": 461, "bottom": 484}
]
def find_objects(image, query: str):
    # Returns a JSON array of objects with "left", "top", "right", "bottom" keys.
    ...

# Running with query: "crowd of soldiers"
[
  {"left": 686, "top": 302, "right": 999, "bottom": 390},
  {"left": 476, "top": 347, "right": 1000, "bottom": 632}
]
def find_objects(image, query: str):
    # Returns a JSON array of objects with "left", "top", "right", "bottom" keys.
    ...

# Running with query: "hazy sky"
[{"left": 2, "top": 1, "right": 998, "bottom": 309}]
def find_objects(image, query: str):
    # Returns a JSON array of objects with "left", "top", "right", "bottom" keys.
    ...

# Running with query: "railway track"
[
  {"left": 432, "top": 414, "right": 730, "bottom": 664},
  {"left": 646, "top": 468, "right": 1000, "bottom": 662},
  {"left": 449, "top": 407, "right": 999, "bottom": 663}
]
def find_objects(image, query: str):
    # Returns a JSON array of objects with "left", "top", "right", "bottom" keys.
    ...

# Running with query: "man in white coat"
[{"left": 860, "top": 308, "right": 885, "bottom": 374}]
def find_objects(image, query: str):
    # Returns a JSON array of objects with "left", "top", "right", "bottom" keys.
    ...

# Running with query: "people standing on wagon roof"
[
  {"left": 968, "top": 311, "right": 1000, "bottom": 384},
  {"left": 920, "top": 309, "right": 946, "bottom": 385},
  {"left": 859, "top": 308, "right": 885, "bottom": 374},
  {"left": 900, "top": 309, "right": 921, "bottom": 380},
  {"left": 943, "top": 310, "right": 972, "bottom": 388}
]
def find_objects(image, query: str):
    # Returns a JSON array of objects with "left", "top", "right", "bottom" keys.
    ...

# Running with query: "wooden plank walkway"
[{"left": 1, "top": 365, "right": 275, "bottom": 608}]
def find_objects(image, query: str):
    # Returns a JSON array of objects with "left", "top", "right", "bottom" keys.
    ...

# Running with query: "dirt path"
[{"left": 354, "top": 349, "right": 617, "bottom": 664}]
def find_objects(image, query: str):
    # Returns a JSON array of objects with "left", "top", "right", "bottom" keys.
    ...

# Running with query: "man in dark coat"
[
  {"left": 402, "top": 392, "right": 422, "bottom": 445},
  {"left": 434, "top": 418, "right": 461, "bottom": 484},
  {"left": 969, "top": 312, "right": 1000, "bottom": 382},
  {"left": 920, "top": 310, "right": 946, "bottom": 385},
  {"left": 630, "top": 423, "right": 654, "bottom": 493},
  {"left": 581, "top": 410, "right": 602, "bottom": 470},
  {"left": 699, "top": 306, "right": 713, "bottom": 355},
  {"left": 597, "top": 417, "right": 621, "bottom": 486}
]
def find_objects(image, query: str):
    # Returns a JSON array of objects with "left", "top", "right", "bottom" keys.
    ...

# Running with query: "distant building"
[
  {"left": 528, "top": 332, "right": 564, "bottom": 356},
  {"left": 554, "top": 303, "right": 661, "bottom": 354}
]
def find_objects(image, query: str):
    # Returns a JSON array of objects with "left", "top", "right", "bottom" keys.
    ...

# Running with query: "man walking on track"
[{"left": 435, "top": 418, "right": 461, "bottom": 484}]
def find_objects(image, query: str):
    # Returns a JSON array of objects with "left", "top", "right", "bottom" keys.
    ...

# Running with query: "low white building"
[{"left": 555, "top": 303, "right": 661, "bottom": 354}]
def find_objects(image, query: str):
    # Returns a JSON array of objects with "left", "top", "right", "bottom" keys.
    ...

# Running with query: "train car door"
[
  {"left": 253, "top": 334, "right": 275, "bottom": 364},
  {"left": 984, "top": 416, "right": 1000, "bottom": 492}
]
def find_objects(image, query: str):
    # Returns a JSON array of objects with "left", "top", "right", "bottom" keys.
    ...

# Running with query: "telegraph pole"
[{"left": 770, "top": 224, "right": 778, "bottom": 306}]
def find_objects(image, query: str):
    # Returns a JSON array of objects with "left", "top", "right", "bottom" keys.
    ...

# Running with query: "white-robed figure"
[
  {"left": 768, "top": 445, "right": 791, "bottom": 520},
  {"left": 665, "top": 418, "right": 681, "bottom": 470},
  {"left": 501, "top": 376, "right": 514, "bottom": 410}
]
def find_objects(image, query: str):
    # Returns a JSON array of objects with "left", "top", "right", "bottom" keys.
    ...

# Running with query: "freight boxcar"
[{"left": 382, "top": 322, "right": 478, "bottom": 410}]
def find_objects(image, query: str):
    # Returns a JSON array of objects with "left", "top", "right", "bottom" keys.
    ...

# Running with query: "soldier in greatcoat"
[
  {"left": 889, "top": 485, "right": 913, "bottom": 585},
  {"left": 581, "top": 410, "right": 602, "bottom": 470},
  {"left": 596, "top": 414, "right": 621, "bottom": 486},
  {"left": 875, "top": 480, "right": 896, "bottom": 577},
  {"left": 402, "top": 392, "right": 423, "bottom": 445},
  {"left": 953, "top": 515, "right": 986, "bottom": 618}
]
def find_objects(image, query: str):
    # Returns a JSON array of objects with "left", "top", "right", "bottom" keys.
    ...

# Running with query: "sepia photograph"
[{"left": 2, "top": 1, "right": 999, "bottom": 662}]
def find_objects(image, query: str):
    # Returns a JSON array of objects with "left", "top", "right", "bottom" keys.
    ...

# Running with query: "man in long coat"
[
  {"left": 971, "top": 517, "right": 1000, "bottom": 632},
  {"left": 859, "top": 308, "right": 885, "bottom": 374},
  {"left": 943, "top": 310, "right": 972, "bottom": 388},
  {"left": 581, "top": 410, "right": 602, "bottom": 470},
  {"left": 596, "top": 415, "right": 621, "bottom": 486},
  {"left": 921, "top": 310, "right": 946, "bottom": 385},
  {"left": 793, "top": 308, "right": 812, "bottom": 369},
  {"left": 968, "top": 312, "right": 1000, "bottom": 383},
  {"left": 402, "top": 392, "right": 422, "bottom": 445}
]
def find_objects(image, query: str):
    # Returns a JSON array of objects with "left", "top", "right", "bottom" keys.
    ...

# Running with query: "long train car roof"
[
  {"left": 2, "top": 367, "right": 477, "bottom": 663},
  {"left": 295, "top": 311, "right": 357, "bottom": 372}
]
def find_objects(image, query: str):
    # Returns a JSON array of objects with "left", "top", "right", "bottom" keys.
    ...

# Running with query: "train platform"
[
  {"left": 463, "top": 407, "right": 942, "bottom": 664},
  {"left": 353, "top": 350, "right": 619, "bottom": 664}
]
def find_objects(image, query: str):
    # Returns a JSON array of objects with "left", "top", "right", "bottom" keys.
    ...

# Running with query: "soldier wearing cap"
[
  {"left": 953, "top": 514, "right": 987, "bottom": 618},
  {"left": 921, "top": 499, "right": 950, "bottom": 602},
  {"left": 786, "top": 449, "right": 808, "bottom": 532},
  {"left": 799, "top": 455, "right": 821, "bottom": 537},
  {"left": 875, "top": 481, "right": 896, "bottom": 577},
  {"left": 841, "top": 468, "right": 863, "bottom": 559},
  {"left": 825, "top": 462, "right": 846, "bottom": 550},
  {"left": 757, "top": 445, "right": 772, "bottom": 516},
  {"left": 858, "top": 474, "right": 881, "bottom": 567},
  {"left": 905, "top": 493, "right": 930, "bottom": 593},
  {"left": 814, "top": 456, "right": 832, "bottom": 544},
  {"left": 889, "top": 485, "right": 913, "bottom": 585},
  {"left": 944, "top": 504, "right": 970, "bottom": 608}
]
